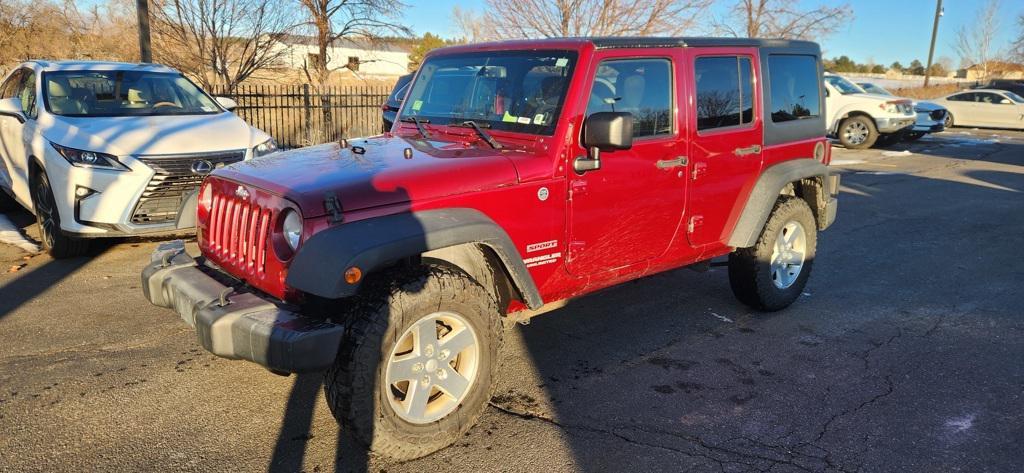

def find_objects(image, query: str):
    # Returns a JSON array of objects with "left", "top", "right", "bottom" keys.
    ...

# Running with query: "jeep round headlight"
[{"left": 281, "top": 209, "right": 302, "bottom": 250}]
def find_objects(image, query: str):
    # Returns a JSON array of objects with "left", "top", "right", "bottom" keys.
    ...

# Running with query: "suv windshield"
[
  {"left": 824, "top": 75, "right": 864, "bottom": 95},
  {"left": 43, "top": 70, "right": 221, "bottom": 117},
  {"left": 400, "top": 50, "right": 578, "bottom": 135}
]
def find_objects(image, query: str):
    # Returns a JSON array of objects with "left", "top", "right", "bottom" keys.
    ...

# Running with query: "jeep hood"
[{"left": 213, "top": 136, "right": 520, "bottom": 217}]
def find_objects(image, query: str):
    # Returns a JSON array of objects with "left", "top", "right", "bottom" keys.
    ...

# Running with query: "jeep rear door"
[
  {"left": 684, "top": 48, "right": 764, "bottom": 246},
  {"left": 566, "top": 49, "right": 688, "bottom": 276}
]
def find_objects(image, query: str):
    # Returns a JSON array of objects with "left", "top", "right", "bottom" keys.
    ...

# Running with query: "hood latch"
[{"left": 324, "top": 192, "right": 344, "bottom": 224}]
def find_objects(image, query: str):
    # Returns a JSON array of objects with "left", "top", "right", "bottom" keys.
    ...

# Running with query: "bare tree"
[
  {"left": 151, "top": 0, "right": 297, "bottom": 92},
  {"left": 715, "top": 0, "right": 850, "bottom": 40},
  {"left": 1010, "top": 13, "right": 1024, "bottom": 63},
  {"left": 295, "top": 0, "right": 410, "bottom": 85},
  {"left": 953, "top": 0, "right": 1001, "bottom": 82},
  {"left": 455, "top": 0, "right": 712, "bottom": 40}
]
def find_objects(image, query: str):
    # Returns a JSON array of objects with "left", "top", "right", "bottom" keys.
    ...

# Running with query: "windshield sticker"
[
  {"left": 412, "top": 100, "right": 423, "bottom": 111},
  {"left": 517, "top": 116, "right": 531, "bottom": 124},
  {"left": 502, "top": 111, "right": 517, "bottom": 123},
  {"left": 534, "top": 114, "right": 546, "bottom": 125},
  {"left": 201, "top": 106, "right": 214, "bottom": 112},
  {"left": 555, "top": 58, "right": 568, "bottom": 68}
]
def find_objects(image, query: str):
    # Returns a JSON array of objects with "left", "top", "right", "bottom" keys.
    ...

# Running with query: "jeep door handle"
[
  {"left": 655, "top": 156, "right": 688, "bottom": 169},
  {"left": 734, "top": 145, "right": 762, "bottom": 156}
]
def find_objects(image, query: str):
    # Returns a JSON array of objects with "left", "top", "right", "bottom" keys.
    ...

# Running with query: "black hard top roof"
[{"left": 587, "top": 36, "right": 819, "bottom": 50}]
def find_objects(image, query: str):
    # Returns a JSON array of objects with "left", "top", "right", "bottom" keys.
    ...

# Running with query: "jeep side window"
[
  {"left": 767, "top": 55, "right": 821, "bottom": 123},
  {"left": 694, "top": 56, "right": 754, "bottom": 131},
  {"left": 584, "top": 58, "right": 673, "bottom": 138}
]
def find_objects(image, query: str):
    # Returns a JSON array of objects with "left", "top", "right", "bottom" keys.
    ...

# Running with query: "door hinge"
[
  {"left": 687, "top": 215, "right": 704, "bottom": 234},
  {"left": 324, "top": 192, "right": 344, "bottom": 224},
  {"left": 691, "top": 162, "right": 708, "bottom": 181}
]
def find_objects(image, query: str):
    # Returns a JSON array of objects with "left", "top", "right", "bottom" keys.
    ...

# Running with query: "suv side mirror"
[
  {"left": 575, "top": 112, "right": 633, "bottom": 173},
  {"left": 215, "top": 96, "right": 238, "bottom": 111},
  {"left": 0, "top": 98, "right": 25, "bottom": 123}
]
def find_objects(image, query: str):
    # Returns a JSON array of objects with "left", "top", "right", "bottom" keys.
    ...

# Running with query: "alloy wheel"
[
  {"left": 33, "top": 178, "right": 56, "bottom": 249},
  {"left": 384, "top": 311, "right": 481, "bottom": 424},
  {"left": 770, "top": 220, "right": 807, "bottom": 289},
  {"left": 843, "top": 121, "right": 869, "bottom": 145}
]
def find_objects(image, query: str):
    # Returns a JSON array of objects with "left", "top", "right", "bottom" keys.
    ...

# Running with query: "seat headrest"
[{"left": 48, "top": 78, "right": 72, "bottom": 98}]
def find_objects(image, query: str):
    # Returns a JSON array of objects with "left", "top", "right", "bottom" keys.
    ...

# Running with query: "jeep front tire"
[
  {"left": 324, "top": 264, "right": 503, "bottom": 460},
  {"left": 728, "top": 196, "right": 817, "bottom": 311},
  {"left": 837, "top": 115, "right": 878, "bottom": 149}
]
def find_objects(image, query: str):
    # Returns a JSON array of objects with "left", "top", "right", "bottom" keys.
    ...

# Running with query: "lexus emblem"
[
  {"left": 190, "top": 159, "right": 214, "bottom": 175},
  {"left": 234, "top": 186, "right": 250, "bottom": 199}
]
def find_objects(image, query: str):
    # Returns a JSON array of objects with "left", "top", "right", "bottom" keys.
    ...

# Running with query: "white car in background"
[
  {"left": 0, "top": 60, "right": 276, "bottom": 257},
  {"left": 931, "top": 89, "right": 1024, "bottom": 130},
  {"left": 857, "top": 81, "right": 947, "bottom": 141},
  {"left": 823, "top": 72, "right": 916, "bottom": 149}
]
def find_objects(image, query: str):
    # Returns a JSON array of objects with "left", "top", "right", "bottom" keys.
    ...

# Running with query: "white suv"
[
  {"left": 823, "top": 73, "right": 915, "bottom": 149},
  {"left": 0, "top": 61, "right": 276, "bottom": 257}
]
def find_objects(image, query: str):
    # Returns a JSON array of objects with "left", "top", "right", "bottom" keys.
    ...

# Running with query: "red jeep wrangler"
[{"left": 143, "top": 37, "right": 838, "bottom": 459}]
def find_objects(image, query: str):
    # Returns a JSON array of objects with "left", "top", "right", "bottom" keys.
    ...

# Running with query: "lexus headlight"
[
  {"left": 281, "top": 209, "right": 302, "bottom": 251},
  {"left": 51, "top": 143, "right": 129, "bottom": 170},
  {"left": 253, "top": 138, "right": 279, "bottom": 158}
]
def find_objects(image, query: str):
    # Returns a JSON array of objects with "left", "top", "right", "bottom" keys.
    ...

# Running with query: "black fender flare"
[
  {"left": 285, "top": 208, "right": 543, "bottom": 309},
  {"left": 727, "top": 159, "right": 832, "bottom": 248}
]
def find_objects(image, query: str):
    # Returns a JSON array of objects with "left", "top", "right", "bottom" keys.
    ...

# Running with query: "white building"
[{"left": 274, "top": 36, "right": 411, "bottom": 78}]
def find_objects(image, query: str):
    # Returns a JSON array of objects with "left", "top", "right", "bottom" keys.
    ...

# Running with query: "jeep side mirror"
[
  {"left": 215, "top": 96, "right": 238, "bottom": 112},
  {"left": 0, "top": 98, "right": 25, "bottom": 123},
  {"left": 575, "top": 112, "right": 633, "bottom": 174}
]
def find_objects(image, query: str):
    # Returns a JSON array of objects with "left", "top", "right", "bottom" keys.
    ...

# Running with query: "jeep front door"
[
  {"left": 567, "top": 52, "right": 687, "bottom": 276},
  {"left": 685, "top": 49, "right": 764, "bottom": 246}
]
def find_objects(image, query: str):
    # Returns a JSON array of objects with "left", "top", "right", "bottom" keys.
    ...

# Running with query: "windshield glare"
[
  {"left": 400, "top": 51, "right": 578, "bottom": 135},
  {"left": 825, "top": 76, "right": 864, "bottom": 95},
  {"left": 44, "top": 71, "right": 221, "bottom": 117}
]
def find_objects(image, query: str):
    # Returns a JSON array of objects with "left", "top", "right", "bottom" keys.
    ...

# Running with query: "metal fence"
[{"left": 209, "top": 84, "right": 390, "bottom": 149}]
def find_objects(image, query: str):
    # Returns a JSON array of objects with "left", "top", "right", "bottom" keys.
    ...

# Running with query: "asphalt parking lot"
[{"left": 1, "top": 128, "right": 1022, "bottom": 473}]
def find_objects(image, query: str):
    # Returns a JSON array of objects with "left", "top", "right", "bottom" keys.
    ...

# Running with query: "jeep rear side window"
[
  {"left": 585, "top": 58, "right": 673, "bottom": 138},
  {"left": 695, "top": 56, "right": 754, "bottom": 131},
  {"left": 768, "top": 55, "right": 821, "bottom": 123}
]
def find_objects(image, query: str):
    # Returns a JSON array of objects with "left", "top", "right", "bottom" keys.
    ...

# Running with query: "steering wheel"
[{"left": 153, "top": 102, "right": 181, "bottom": 109}]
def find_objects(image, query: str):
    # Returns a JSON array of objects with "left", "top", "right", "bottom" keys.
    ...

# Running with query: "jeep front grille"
[
  {"left": 132, "top": 150, "right": 245, "bottom": 224},
  {"left": 206, "top": 186, "right": 271, "bottom": 277}
]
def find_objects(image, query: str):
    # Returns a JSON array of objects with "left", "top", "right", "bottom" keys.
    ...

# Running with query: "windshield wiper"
[
  {"left": 454, "top": 120, "right": 502, "bottom": 149},
  {"left": 400, "top": 115, "right": 431, "bottom": 138}
]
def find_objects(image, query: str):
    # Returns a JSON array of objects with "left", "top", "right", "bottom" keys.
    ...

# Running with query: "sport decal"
[{"left": 526, "top": 240, "right": 558, "bottom": 253}]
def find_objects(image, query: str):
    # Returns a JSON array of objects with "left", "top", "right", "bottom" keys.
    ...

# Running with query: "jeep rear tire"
[
  {"left": 837, "top": 115, "right": 878, "bottom": 149},
  {"left": 324, "top": 264, "right": 503, "bottom": 461},
  {"left": 32, "top": 170, "right": 89, "bottom": 258},
  {"left": 728, "top": 196, "right": 817, "bottom": 311}
]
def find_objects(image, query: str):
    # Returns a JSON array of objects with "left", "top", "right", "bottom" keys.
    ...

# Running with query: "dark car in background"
[
  {"left": 381, "top": 73, "right": 413, "bottom": 133},
  {"left": 971, "top": 79, "right": 1024, "bottom": 97}
]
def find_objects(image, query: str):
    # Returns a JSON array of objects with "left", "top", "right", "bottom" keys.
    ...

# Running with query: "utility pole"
[
  {"left": 923, "top": 0, "right": 943, "bottom": 87},
  {"left": 136, "top": 0, "right": 153, "bottom": 63}
]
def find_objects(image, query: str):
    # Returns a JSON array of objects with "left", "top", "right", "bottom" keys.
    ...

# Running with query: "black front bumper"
[{"left": 141, "top": 240, "right": 344, "bottom": 373}]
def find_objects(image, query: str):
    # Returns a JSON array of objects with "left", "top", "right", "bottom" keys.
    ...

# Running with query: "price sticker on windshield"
[
  {"left": 412, "top": 100, "right": 423, "bottom": 111},
  {"left": 555, "top": 58, "right": 568, "bottom": 68}
]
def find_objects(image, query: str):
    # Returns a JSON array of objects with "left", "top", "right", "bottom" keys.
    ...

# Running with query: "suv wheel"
[
  {"left": 728, "top": 196, "right": 817, "bottom": 311},
  {"left": 943, "top": 112, "right": 954, "bottom": 128},
  {"left": 324, "top": 264, "right": 503, "bottom": 460},
  {"left": 837, "top": 115, "right": 878, "bottom": 149},
  {"left": 32, "top": 170, "right": 89, "bottom": 258}
]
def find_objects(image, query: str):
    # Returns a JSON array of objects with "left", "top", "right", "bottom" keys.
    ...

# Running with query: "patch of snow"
[
  {"left": 830, "top": 159, "right": 865, "bottom": 166},
  {"left": 882, "top": 150, "right": 913, "bottom": 157},
  {"left": 707, "top": 309, "right": 734, "bottom": 323},
  {"left": 945, "top": 414, "right": 975, "bottom": 433},
  {"left": 0, "top": 214, "right": 40, "bottom": 254}
]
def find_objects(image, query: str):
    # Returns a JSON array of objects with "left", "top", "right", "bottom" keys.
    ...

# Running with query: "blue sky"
[{"left": 404, "top": 0, "right": 1023, "bottom": 66}]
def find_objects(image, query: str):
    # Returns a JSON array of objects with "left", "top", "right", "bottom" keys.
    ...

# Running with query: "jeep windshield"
[
  {"left": 43, "top": 70, "right": 221, "bottom": 117},
  {"left": 399, "top": 50, "right": 578, "bottom": 136}
]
